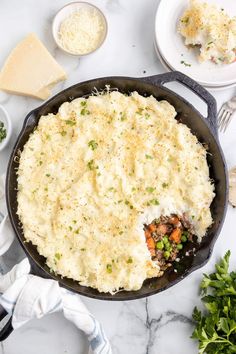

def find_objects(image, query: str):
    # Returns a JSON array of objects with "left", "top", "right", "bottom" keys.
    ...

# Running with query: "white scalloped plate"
[{"left": 155, "top": 0, "right": 236, "bottom": 87}]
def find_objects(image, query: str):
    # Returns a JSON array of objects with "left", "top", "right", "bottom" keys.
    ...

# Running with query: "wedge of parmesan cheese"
[{"left": 0, "top": 33, "right": 66, "bottom": 100}]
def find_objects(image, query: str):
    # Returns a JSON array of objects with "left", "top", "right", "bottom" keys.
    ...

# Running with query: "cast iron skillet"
[{"left": 1, "top": 72, "right": 228, "bottom": 336}]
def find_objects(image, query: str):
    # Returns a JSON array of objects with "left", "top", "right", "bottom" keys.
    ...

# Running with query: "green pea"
[
  {"left": 182, "top": 231, "right": 189, "bottom": 237},
  {"left": 156, "top": 241, "right": 164, "bottom": 250},
  {"left": 181, "top": 235, "right": 187, "bottom": 243},
  {"left": 163, "top": 236, "right": 169, "bottom": 244},
  {"left": 165, "top": 243, "right": 171, "bottom": 251},
  {"left": 164, "top": 251, "right": 170, "bottom": 259},
  {"left": 177, "top": 244, "right": 183, "bottom": 250}
]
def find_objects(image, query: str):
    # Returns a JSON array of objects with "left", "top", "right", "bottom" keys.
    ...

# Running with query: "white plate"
[
  {"left": 155, "top": 0, "right": 236, "bottom": 87},
  {"left": 154, "top": 38, "right": 236, "bottom": 91}
]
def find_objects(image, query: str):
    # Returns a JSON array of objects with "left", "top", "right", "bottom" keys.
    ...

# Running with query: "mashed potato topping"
[
  {"left": 17, "top": 91, "right": 215, "bottom": 293},
  {"left": 179, "top": 0, "right": 236, "bottom": 64}
]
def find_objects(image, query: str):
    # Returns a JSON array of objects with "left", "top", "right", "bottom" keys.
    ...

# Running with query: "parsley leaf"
[
  {"left": 54, "top": 253, "right": 61, "bottom": 260},
  {"left": 180, "top": 60, "right": 191, "bottom": 67},
  {"left": 192, "top": 251, "right": 236, "bottom": 353},
  {"left": 65, "top": 120, "right": 76, "bottom": 126},
  {"left": 88, "top": 140, "right": 98, "bottom": 150},
  {"left": 145, "top": 154, "right": 153, "bottom": 160},
  {"left": 87, "top": 160, "right": 95, "bottom": 170},
  {"left": 0, "top": 121, "right": 7, "bottom": 143},
  {"left": 81, "top": 108, "right": 90, "bottom": 115},
  {"left": 146, "top": 187, "right": 155, "bottom": 193},
  {"left": 106, "top": 264, "right": 112, "bottom": 273}
]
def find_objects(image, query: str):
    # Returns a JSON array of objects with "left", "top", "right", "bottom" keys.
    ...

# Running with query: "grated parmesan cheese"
[{"left": 58, "top": 8, "right": 106, "bottom": 55}]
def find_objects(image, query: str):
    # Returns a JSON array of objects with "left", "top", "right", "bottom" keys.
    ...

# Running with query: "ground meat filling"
[{"left": 144, "top": 214, "right": 194, "bottom": 271}]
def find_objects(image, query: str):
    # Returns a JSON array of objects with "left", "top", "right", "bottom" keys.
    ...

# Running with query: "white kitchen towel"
[{"left": 0, "top": 175, "right": 112, "bottom": 354}]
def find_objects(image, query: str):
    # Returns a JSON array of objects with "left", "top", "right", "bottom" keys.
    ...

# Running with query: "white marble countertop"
[{"left": 0, "top": 0, "right": 236, "bottom": 353}]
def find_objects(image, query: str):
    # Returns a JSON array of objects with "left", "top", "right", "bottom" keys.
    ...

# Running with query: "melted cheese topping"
[
  {"left": 179, "top": 0, "right": 236, "bottom": 64},
  {"left": 17, "top": 92, "right": 215, "bottom": 293}
]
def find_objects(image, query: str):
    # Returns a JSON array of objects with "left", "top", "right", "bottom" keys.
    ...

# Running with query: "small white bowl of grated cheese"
[{"left": 52, "top": 2, "right": 108, "bottom": 56}]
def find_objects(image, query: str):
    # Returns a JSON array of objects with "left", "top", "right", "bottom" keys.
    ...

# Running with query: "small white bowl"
[
  {"left": 52, "top": 2, "right": 108, "bottom": 56},
  {"left": 0, "top": 105, "right": 12, "bottom": 151}
]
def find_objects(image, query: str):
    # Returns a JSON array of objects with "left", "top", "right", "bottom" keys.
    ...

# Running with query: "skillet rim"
[{"left": 5, "top": 74, "right": 229, "bottom": 300}]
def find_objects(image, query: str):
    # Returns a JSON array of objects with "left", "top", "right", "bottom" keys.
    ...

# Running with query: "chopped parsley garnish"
[
  {"left": 136, "top": 108, "right": 144, "bottom": 115},
  {"left": 106, "top": 264, "right": 112, "bottom": 273},
  {"left": 124, "top": 200, "right": 134, "bottom": 209},
  {"left": 60, "top": 131, "right": 67, "bottom": 136},
  {"left": 88, "top": 140, "right": 98, "bottom": 150},
  {"left": 146, "top": 187, "right": 155, "bottom": 193},
  {"left": 46, "top": 173, "right": 50, "bottom": 177},
  {"left": 120, "top": 113, "right": 127, "bottom": 121},
  {"left": 162, "top": 182, "right": 169, "bottom": 188},
  {"left": 81, "top": 108, "right": 90, "bottom": 115},
  {"left": 87, "top": 160, "right": 95, "bottom": 170},
  {"left": 147, "top": 199, "right": 159, "bottom": 206},
  {"left": 80, "top": 248, "right": 86, "bottom": 251},
  {"left": 80, "top": 101, "right": 87, "bottom": 106},
  {"left": 180, "top": 60, "right": 191, "bottom": 67},
  {"left": 75, "top": 229, "right": 80, "bottom": 234},
  {"left": 69, "top": 226, "right": 73, "bottom": 231},
  {"left": 127, "top": 257, "right": 133, "bottom": 264},
  {"left": 181, "top": 17, "right": 189, "bottom": 24},
  {"left": 65, "top": 120, "right": 76, "bottom": 126},
  {"left": 119, "top": 231, "right": 124, "bottom": 235},
  {"left": 145, "top": 154, "right": 153, "bottom": 160},
  {"left": 0, "top": 121, "right": 7, "bottom": 143},
  {"left": 55, "top": 253, "right": 61, "bottom": 260}
]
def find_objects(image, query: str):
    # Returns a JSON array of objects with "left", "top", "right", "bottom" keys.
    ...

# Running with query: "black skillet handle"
[
  {"left": 0, "top": 304, "right": 13, "bottom": 341},
  {"left": 140, "top": 71, "right": 218, "bottom": 138}
]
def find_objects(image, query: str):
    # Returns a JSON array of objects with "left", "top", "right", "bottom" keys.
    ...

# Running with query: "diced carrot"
[
  {"left": 148, "top": 223, "right": 156, "bottom": 233},
  {"left": 146, "top": 237, "right": 155, "bottom": 256},
  {"left": 169, "top": 228, "right": 181, "bottom": 244},
  {"left": 169, "top": 215, "right": 180, "bottom": 226},
  {"left": 145, "top": 229, "right": 151, "bottom": 239}
]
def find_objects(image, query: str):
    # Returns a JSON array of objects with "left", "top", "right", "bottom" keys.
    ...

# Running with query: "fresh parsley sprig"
[{"left": 192, "top": 251, "right": 236, "bottom": 354}]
